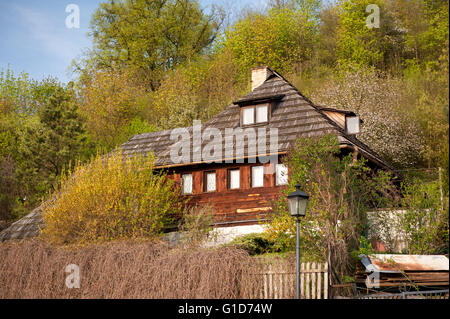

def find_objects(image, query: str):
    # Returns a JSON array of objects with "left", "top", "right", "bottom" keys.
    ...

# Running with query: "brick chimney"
[{"left": 251, "top": 66, "right": 273, "bottom": 91}]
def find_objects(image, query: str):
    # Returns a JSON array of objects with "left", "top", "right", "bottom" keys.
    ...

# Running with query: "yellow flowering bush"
[{"left": 41, "top": 151, "right": 185, "bottom": 244}]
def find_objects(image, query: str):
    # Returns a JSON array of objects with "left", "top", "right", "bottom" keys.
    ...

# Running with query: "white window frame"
[
  {"left": 242, "top": 106, "right": 255, "bottom": 125},
  {"left": 256, "top": 104, "right": 268, "bottom": 123},
  {"left": 181, "top": 173, "right": 193, "bottom": 194},
  {"left": 228, "top": 168, "right": 240, "bottom": 190},
  {"left": 251, "top": 166, "right": 264, "bottom": 188},
  {"left": 241, "top": 103, "right": 269, "bottom": 126},
  {"left": 275, "top": 164, "right": 288, "bottom": 186},
  {"left": 204, "top": 171, "right": 216, "bottom": 192}
]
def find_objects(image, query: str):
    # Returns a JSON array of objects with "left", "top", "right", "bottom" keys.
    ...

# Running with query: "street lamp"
[{"left": 287, "top": 183, "right": 309, "bottom": 299}]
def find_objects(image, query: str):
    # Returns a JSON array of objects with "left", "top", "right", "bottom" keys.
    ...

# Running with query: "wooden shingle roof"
[
  {"left": 120, "top": 70, "right": 393, "bottom": 170},
  {"left": 0, "top": 206, "right": 43, "bottom": 241}
]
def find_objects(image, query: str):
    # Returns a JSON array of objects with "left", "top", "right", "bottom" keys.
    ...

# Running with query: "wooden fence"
[{"left": 258, "top": 262, "right": 328, "bottom": 299}]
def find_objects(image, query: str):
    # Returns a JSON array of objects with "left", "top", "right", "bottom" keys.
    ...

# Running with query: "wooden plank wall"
[{"left": 170, "top": 161, "right": 287, "bottom": 226}]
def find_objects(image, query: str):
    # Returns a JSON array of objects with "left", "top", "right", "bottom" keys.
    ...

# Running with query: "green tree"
[
  {"left": 265, "top": 135, "right": 399, "bottom": 278},
  {"left": 335, "top": 0, "right": 403, "bottom": 71},
  {"left": 221, "top": 5, "right": 319, "bottom": 80},
  {"left": 84, "top": 0, "right": 222, "bottom": 90},
  {"left": 16, "top": 82, "right": 92, "bottom": 210},
  {"left": 1, "top": 70, "right": 93, "bottom": 220},
  {"left": 149, "top": 50, "right": 243, "bottom": 129},
  {"left": 78, "top": 68, "right": 151, "bottom": 148},
  {"left": 400, "top": 179, "right": 449, "bottom": 254},
  {"left": 388, "top": 0, "right": 449, "bottom": 68}
]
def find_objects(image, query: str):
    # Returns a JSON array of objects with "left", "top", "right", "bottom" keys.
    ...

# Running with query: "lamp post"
[{"left": 287, "top": 183, "right": 309, "bottom": 299}]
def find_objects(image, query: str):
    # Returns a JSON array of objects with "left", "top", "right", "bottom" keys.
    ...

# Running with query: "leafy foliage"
[
  {"left": 178, "top": 205, "right": 215, "bottom": 246},
  {"left": 368, "top": 177, "right": 449, "bottom": 254},
  {"left": 149, "top": 51, "right": 244, "bottom": 129},
  {"left": 85, "top": 0, "right": 223, "bottom": 90},
  {"left": 335, "top": 0, "right": 401, "bottom": 71},
  {"left": 40, "top": 151, "right": 186, "bottom": 244},
  {"left": 400, "top": 179, "right": 449, "bottom": 254},
  {"left": 265, "top": 135, "right": 399, "bottom": 278},
  {"left": 309, "top": 67, "right": 425, "bottom": 168},
  {"left": 0, "top": 72, "right": 92, "bottom": 220},
  {"left": 221, "top": 5, "right": 319, "bottom": 79},
  {"left": 227, "top": 233, "right": 277, "bottom": 256},
  {"left": 78, "top": 68, "right": 152, "bottom": 148}
]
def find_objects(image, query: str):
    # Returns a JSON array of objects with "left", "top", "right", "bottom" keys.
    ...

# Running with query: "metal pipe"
[
  {"left": 296, "top": 217, "right": 301, "bottom": 299},
  {"left": 439, "top": 167, "right": 444, "bottom": 210}
]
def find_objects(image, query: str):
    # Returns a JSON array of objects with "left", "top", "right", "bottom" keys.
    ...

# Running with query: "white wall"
[
  {"left": 162, "top": 224, "right": 267, "bottom": 248},
  {"left": 203, "top": 224, "right": 266, "bottom": 247}
]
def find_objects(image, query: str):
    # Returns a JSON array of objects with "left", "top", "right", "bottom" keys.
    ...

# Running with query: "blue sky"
[{"left": 0, "top": 0, "right": 266, "bottom": 83}]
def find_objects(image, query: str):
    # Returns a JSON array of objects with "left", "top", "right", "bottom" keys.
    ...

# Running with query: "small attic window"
[
  {"left": 241, "top": 103, "right": 269, "bottom": 126},
  {"left": 345, "top": 116, "right": 360, "bottom": 135},
  {"left": 256, "top": 104, "right": 268, "bottom": 122}
]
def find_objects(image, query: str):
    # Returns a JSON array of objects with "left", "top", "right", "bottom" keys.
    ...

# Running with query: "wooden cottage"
[
  {"left": 0, "top": 66, "right": 393, "bottom": 242},
  {"left": 118, "top": 66, "right": 393, "bottom": 239}
]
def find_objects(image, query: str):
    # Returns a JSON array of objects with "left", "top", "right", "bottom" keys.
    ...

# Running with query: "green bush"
[{"left": 227, "top": 233, "right": 277, "bottom": 256}]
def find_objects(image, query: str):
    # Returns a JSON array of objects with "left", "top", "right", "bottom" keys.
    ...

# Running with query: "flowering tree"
[
  {"left": 310, "top": 68, "right": 425, "bottom": 168},
  {"left": 41, "top": 151, "right": 186, "bottom": 244}
]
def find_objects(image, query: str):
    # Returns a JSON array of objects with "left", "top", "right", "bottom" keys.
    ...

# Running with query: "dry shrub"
[
  {"left": 0, "top": 239, "right": 263, "bottom": 298},
  {"left": 178, "top": 205, "right": 216, "bottom": 247}
]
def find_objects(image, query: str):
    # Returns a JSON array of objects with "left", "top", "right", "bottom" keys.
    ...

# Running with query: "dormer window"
[
  {"left": 235, "top": 91, "right": 284, "bottom": 126},
  {"left": 256, "top": 104, "right": 268, "bottom": 123},
  {"left": 242, "top": 106, "right": 254, "bottom": 125},
  {"left": 320, "top": 107, "right": 362, "bottom": 136},
  {"left": 241, "top": 103, "right": 269, "bottom": 126},
  {"left": 345, "top": 116, "right": 360, "bottom": 135}
]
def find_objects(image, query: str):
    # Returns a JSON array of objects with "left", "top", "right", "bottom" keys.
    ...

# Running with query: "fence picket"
[
  {"left": 311, "top": 262, "right": 316, "bottom": 299},
  {"left": 300, "top": 263, "right": 305, "bottom": 298},
  {"left": 268, "top": 265, "right": 273, "bottom": 299},
  {"left": 258, "top": 262, "right": 329, "bottom": 299},
  {"left": 317, "top": 263, "right": 322, "bottom": 299},
  {"left": 306, "top": 263, "right": 310, "bottom": 299},
  {"left": 278, "top": 270, "right": 283, "bottom": 299},
  {"left": 264, "top": 268, "right": 268, "bottom": 299}
]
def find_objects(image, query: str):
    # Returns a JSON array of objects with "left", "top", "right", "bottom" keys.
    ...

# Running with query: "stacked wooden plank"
[{"left": 356, "top": 254, "right": 449, "bottom": 290}]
